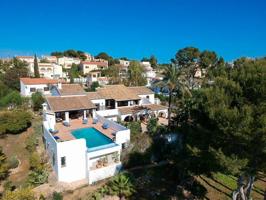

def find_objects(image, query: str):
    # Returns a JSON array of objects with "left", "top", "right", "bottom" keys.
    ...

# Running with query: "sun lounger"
[
  {"left": 82, "top": 118, "right": 88, "bottom": 124},
  {"left": 49, "top": 128, "right": 59, "bottom": 134},
  {"left": 102, "top": 122, "right": 109, "bottom": 129},
  {"left": 63, "top": 121, "right": 70, "bottom": 127},
  {"left": 93, "top": 118, "right": 98, "bottom": 124}
]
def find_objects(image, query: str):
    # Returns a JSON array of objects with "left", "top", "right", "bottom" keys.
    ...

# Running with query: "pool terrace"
[{"left": 53, "top": 118, "right": 118, "bottom": 142}]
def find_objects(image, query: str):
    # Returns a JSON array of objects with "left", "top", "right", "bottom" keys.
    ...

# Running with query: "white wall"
[
  {"left": 57, "top": 139, "right": 87, "bottom": 182},
  {"left": 96, "top": 109, "right": 118, "bottom": 118},
  {"left": 20, "top": 81, "right": 51, "bottom": 96},
  {"left": 88, "top": 163, "right": 122, "bottom": 184},
  {"left": 91, "top": 99, "right": 105, "bottom": 109},
  {"left": 82, "top": 64, "right": 98, "bottom": 74},
  {"left": 115, "top": 129, "right": 130, "bottom": 145},
  {"left": 139, "top": 94, "right": 155, "bottom": 104}
]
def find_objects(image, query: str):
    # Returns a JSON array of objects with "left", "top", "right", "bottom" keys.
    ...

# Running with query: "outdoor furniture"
[
  {"left": 82, "top": 118, "right": 88, "bottom": 124},
  {"left": 102, "top": 122, "right": 109, "bottom": 129},
  {"left": 63, "top": 121, "right": 70, "bottom": 127},
  {"left": 54, "top": 136, "right": 60, "bottom": 140},
  {"left": 93, "top": 118, "right": 98, "bottom": 124},
  {"left": 56, "top": 118, "right": 63, "bottom": 122},
  {"left": 49, "top": 128, "right": 59, "bottom": 134}
]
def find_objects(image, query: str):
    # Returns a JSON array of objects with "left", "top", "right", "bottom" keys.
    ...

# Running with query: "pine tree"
[{"left": 34, "top": 54, "right": 40, "bottom": 78}]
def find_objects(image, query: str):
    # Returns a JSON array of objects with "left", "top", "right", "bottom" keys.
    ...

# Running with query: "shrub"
[
  {"left": 3, "top": 180, "right": 16, "bottom": 191},
  {"left": 31, "top": 92, "right": 44, "bottom": 111},
  {"left": 29, "top": 153, "right": 44, "bottom": 171},
  {"left": 27, "top": 170, "right": 48, "bottom": 186},
  {"left": 0, "top": 147, "right": 9, "bottom": 180},
  {"left": 7, "top": 155, "right": 19, "bottom": 169},
  {"left": 0, "top": 91, "right": 22, "bottom": 108},
  {"left": 127, "top": 121, "right": 142, "bottom": 136},
  {"left": 0, "top": 110, "right": 31, "bottom": 135},
  {"left": 52, "top": 192, "right": 63, "bottom": 200},
  {"left": 2, "top": 187, "right": 35, "bottom": 200},
  {"left": 25, "top": 135, "right": 38, "bottom": 153},
  {"left": 147, "top": 117, "right": 158, "bottom": 135}
]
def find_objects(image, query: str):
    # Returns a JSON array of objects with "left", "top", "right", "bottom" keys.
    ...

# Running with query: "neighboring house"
[
  {"left": 58, "top": 57, "right": 81, "bottom": 69},
  {"left": 20, "top": 78, "right": 59, "bottom": 96},
  {"left": 43, "top": 56, "right": 58, "bottom": 63},
  {"left": 28, "top": 63, "right": 65, "bottom": 79},
  {"left": 119, "top": 59, "right": 130, "bottom": 67},
  {"left": 87, "top": 70, "right": 109, "bottom": 86},
  {"left": 42, "top": 83, "right": 130, "bottom": 184},
  {"left": 87, "top": 85, "right": 168, "bottom": 121},
  {"left": 141, "top": 61, "right": 156, "bottom": 86},
  {"left": 80, "top": 61, "right": 108, "bottom": 74},
  {"left": 16, "top": 56, "right": 35, "bottom": 64}
]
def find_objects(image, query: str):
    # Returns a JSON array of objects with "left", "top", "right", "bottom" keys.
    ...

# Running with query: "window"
[
  {"left": 146, "top": 95, "right": 150, "bottom": 99},
  {"left": 52, "top": 153, "right": 55, "bottom": 166},
  {"left": 44, "top": 87, "right": 49, "bottom": 91},
  {"left": 30, "top": 88, "right": 36, "bottom": 92},
  {"left": 61, "top": 156, "right": 66, "bottom": 167}
]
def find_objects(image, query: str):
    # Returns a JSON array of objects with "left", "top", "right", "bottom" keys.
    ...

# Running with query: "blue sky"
[{"left": 0, "top": 0, "right": 265, "bottom": 63}]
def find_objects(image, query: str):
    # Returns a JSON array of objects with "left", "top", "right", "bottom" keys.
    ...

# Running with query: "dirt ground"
[{"left": 0, "top": 126, "right": 34, "bottom": 187}]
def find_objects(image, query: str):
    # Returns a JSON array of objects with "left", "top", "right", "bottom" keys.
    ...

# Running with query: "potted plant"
[
  {"left": 112, "top": 152, "right": 119, "bottom": 163},
  {"left": 96, "top": 159, "right": 103, "bottom": 168},
  {"left": 103, "top": 156, "right": 108, "bottom": 167}
]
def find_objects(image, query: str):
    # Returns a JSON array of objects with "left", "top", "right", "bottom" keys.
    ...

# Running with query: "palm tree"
[
  {"left": 159, "top": 64, "right": 190, "bottom": 128},
  {"left": 107, "top": 173, "right": 135, "bottom": 200}
]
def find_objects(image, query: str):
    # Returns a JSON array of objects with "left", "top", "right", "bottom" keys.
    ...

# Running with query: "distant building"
[
  {"left": 87, "top": 70, "right": 109, "bottom": 86},
  {"left": 43, "top": 56, "right": 58, "bottom": 63},
  {"left": 141, "top": 61, "right": 156, "bottom": 86},
  {"left": 28, "top": 63, "right": 65, "bottom": 79},
  {"left": 20, "top": 78, "right": 59, "bottom": 96},
  {"left": 58, "top": 57, "right": 81, "bottom": 69},
  {"left": 80, "top": 61, "right": 108, "bottom": 74},
  {"left": 119, "top": 59, "right": 130, "bottom": 67},
  {"left": 16, "top": 56, "right": 35, "bottom": 64}
]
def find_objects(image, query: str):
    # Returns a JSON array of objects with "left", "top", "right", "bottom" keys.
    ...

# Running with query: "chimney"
[{"left": 58, "top": 81, "right": 62, "bottom": 89}]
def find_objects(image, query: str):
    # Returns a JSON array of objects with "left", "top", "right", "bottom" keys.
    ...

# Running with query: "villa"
[{"left": 41, "top": 82, "right": 167, "bottom": 184}]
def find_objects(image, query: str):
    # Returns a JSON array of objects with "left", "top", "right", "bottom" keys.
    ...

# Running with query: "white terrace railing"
[{"left": 96, "top": 114, "right": 127, "bottom": 131}]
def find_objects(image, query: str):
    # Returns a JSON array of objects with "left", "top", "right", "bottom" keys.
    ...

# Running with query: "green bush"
[
  {"left": 7, "top": 155, "right": 19, "bottom": 169},
  {"left": 31, "top": 92, "right": 44, "bottom": 111},
  {"left": 0, "top": 110, "right": 31, "bottom": 135},
  {"left": 25, "top": 135, "right": 38, "bottom": 153},
  {"left": 0, "top": 91, "right": 22, "bottom": 108},
  {"left": 2, "top": 187, "right": 35, "bottom": 200},
  {"left": 147, "top": 117, "right": 158, "bottom": 135},
  {"left": 0, "top": 147, "right": 9, "bottom": 180},
  {"left": 27, "top": 170, "right": 48, "bottom": 186},
  {"left": 126, "top": 121, "right": 142, "bottom": 136},
  {"left": 52, "top": 192, "right": 63, "bottom": 200},
  {"left": 29, "top": 153, "right": 44, "bottom": 171}
]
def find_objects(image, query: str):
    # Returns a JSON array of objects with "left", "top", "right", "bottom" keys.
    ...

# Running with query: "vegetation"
[
  {"left": 0, "top": 147, "right": 9, "bottom": 180},
  {"left": 90, "top": 81, "right": 100, "bottom": 91},
  {"left": 0, "top": 91, "right": 22, "bottom": 108},
  {"left": 7, "top": 155, "right": 19, "bottom": 169},
  {"left": 34, "top": 54, "right": 40, "bottom": 78},
  {"left": 0, "top": 110, "right": 31, "bottom": 135},
  {"left": 51, "top": 49, "right": 87, "bottom": 60},
  {"left": 52, "top": 192, "right": 63, "bottom": 200},
  {"left": 125, "top": 61, "right": 147, "bottom": 86},
  {"left": 95, "top": 52, "right": 119, "bottom": 66},
  {"left": 31, "top": 91, "right": 44, "bottom": 111},
  {"left": 147, "top": 117, "right": 158, "bottom": 135},
  {"left": 141, "top": 55, "right": 158, "bottom": 68},
  {"left": 2, "top": 187, "right": 35, "bottom": 200}
]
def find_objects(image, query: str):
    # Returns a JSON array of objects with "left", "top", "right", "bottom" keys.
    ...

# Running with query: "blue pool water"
[{"left": 71, "top": 127, "right": 115, "bottom": 150}]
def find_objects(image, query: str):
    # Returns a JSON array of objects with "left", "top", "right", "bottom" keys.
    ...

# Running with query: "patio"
[{"left": 53, "top": 118, "right": 118, "bottom": 142}]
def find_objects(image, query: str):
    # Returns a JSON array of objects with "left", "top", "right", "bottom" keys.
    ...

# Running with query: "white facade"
[
  {"left": 119, "top": 59, "right": 130, "bottom": 67},
  {"left": 58, "top": 57, "right": 81, "bottom": 69},
  {"left": 20, "top": 81, "right": 53, "bottom": 96},
  {"left": 16, "top": 56, "right": 35, "bottom": 64},
  {"left": 81, "top": 61, "right": 108, "bottom": 74}
]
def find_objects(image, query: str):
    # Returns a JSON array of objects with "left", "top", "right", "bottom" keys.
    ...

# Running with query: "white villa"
[
  {"left": 20, "top": 78, "right": 59, "bottom": 96},
  {"left": 80, "top": 61, "right": 108, "bottom": 74},
  {"left": 141, "top": 61, "right": 156, "bottom": 87},
  {"left": 40, "top": 82, "right": 168, "bottom": 185},
  {"left": 57, "top": 56, "right": 81, "bottom": 69},
  {"left": 87, "top": 70, "right": 109, "bottom": 86}
]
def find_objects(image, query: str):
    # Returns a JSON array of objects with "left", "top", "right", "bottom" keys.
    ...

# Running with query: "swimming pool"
[{"left": 71, "top": 127, "right": 115, "bottom": 151}]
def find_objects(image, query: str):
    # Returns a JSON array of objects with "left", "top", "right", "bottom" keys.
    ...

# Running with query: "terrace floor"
[{"left": 53, "top": 118, "right": 117, "bottom": 142}]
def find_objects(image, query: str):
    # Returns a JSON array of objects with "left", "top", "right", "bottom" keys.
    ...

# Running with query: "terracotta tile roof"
[
  {"left": 20, "top": 78, "right": 58, "bottom": 85},
  {"left": 96, "top": 85, "right": 140, "bottom": 101},
  {"left": 46, "top": 96, "right": 95, "bottom": 112},
  {"left": 128, "top": 86, "right": 154, "bottom": 95},
  {"left": 118, "top": 104, "right": 168, "bottom": 115},
  {"left": 59, "top": 84, "right": 85, "bottom": 96},
  {"left": 86, "top": 92, "right": 104, "bottom": 100}
]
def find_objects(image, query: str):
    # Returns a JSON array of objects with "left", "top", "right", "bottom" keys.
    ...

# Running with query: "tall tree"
[
  {"left": 126, "top": 61, "right": 147, "bottom": 86},
  {"left": 150, "top": 55, "right": 158, "bottom": 68},
  {"left": 173, "top": 47, "right": 200, "bottom": 89},
  {"left": 34, "top": 54, "right": 40, "bottom": 78},
  {"left": 159, "top": 64, "right": 190, "bottom": 128},
  {"left": 177, "top": 57, "right": 266, "bottom": 200}
]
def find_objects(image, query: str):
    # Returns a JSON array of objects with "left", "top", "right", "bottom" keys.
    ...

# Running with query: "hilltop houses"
[{"left": 80, "top": 61, "right": 108, "bottom": 74}]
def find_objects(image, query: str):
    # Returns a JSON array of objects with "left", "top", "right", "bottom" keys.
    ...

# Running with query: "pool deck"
[{"left": 53, "top": 118, "right": 117, "bottom": 142}]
